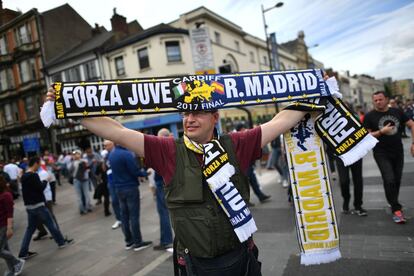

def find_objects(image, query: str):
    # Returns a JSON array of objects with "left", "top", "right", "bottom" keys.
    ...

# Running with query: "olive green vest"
[{"left": 164, "top": 135, "right": 251, "bottom": 258}]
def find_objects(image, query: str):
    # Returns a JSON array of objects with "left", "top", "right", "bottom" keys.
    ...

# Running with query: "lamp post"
[
  {"left": 261, "top": 2, "right": 284, "bottom": 71},
  {"left": 262, "top": 2, "right": 284, "bottom": 113},
  {"left": 306, "top": 43, "right": 319, "bottom": 68}
]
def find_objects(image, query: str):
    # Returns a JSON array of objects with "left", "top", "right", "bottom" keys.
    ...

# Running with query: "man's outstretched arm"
[
  {"left": 46, "top": 88, "right": 145, "bottom": 157},
  {"left": 260, "top": 109, "right": 306, "bottom": 148}
]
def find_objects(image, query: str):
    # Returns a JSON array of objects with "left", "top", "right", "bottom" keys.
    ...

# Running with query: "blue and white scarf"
[{"left": 184, "top": 136, "right": 257, "bottom": 242}]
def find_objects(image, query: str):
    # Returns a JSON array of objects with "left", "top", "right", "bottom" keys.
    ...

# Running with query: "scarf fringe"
[
  {"left": 300, "top": 248, "right": 342, "bottom": 266},
  {"left": 206, "top": 162, "right": 235, "bottom": 192},
  {"left": 234, "top": 218, "right": 257, "bottom": 242},
  {"left": 340, "top": 134, "right": 378, "bottom": 166},
  {"left": 40, "top": 101, "right": 56, "bottom": 128}
]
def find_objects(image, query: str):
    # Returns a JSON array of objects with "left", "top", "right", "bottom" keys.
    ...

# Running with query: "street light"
[
  {"left": 261, "top": 2, "right": 284, "bottom": 71},
  {"left": 262, "top": 2, "right": 284, "bottom": 113},
  {"left": 306, "top": 43, "right": 319, "bottom": 68}
]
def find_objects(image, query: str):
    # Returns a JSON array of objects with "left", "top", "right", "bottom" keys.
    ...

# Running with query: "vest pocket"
[
  {"left": 165, "top": 166, "right": 204, "bottom": 203},
  {"left": 175, "top": 216, "right": 216, "bottom": 258}
]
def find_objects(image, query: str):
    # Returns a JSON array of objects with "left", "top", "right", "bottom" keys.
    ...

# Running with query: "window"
[
  {"left": 64, "top": 67, "right": 81, "bottom": 82},
  {"left": 137, "top": 48, "right": 150, "bottom": 69},
  {"left": 249, "top": 51, "right": 255, "bottom": 63},
  {"left": 15, "top": 23, "right": 31, "bottom": 46},
  {"left": 114, "top": 56, "right": 125, "bottom": 76},
  {"left": 0, "top": 109, "right": 5, "bottom": 128},
  {"left": 25, "top": 96, "right": 37, "bottom": 119},
  {"left": 84, "top": 60, "right": 99, "bottom": 80},
  {"left": 4, "top": 102, "right": 18, "bottom": 124},
  {"left": 18, "top": 59, "right": 36, "bottom": 83},
  {"left": 165, "top": 41, "right": 181, "bottom": 63},
  {"left": 4, "top": 103, "right": 12, "bottom": 124},
  {"left": 51, "top": 73, "right": 61, "bottom": 82},
  {"left": 235, "top": 41, "right": 240, "bottom": 52},
  {"left": 214, "top": 32, "right": 221, "bottom": 44},
  {"left": 0, "top": 69, "right": 14, "bottom": 91},
  {"left": 0, "top": 35, "right": 7, "bottom": 55},
  {"left": 263, "top": 56, "right": 268, "bottom": 66}
]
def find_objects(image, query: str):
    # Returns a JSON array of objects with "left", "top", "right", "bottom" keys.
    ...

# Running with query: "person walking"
[
  {"left": 103, "top": 140, "right": 122, "bottom": 229},
  {"left": 364, "top": 91, "right": 414, "bottom": 224},
  {"left": 95, "top": 160, "right": 111, "bottom": 217},
  {"left": 18, "top": 157, "right": 73, "bottom": 260},
  {"left": 107, "top": 144, "right": 151, "bottom": 251},
  {"left": 32, "top": 163, "right": 62, "bottom": 241},
  {"left": 335, "top": 158, "right": 366, "bottom": 216},
  {"left": 69, "top": 150, "right": 93, "bottom": 215},
  {"left": 4, "top": 160, "right": 21, "bottom": 200},
  {"left": 0, "top": 176, "right": 25, "bottom": 276}
]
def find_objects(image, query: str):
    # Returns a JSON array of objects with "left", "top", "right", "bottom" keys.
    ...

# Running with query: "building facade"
[
  {"left": 44, "top": 9, "right": 143, "bottom": 154},
  {"left": 392, "top": 79, "right": 413, "bottom": 100},
  {"left": 349, "top": 74, "right": 385, "bottom": 111},
  {"left": 0, "top": 3, "right": 92, "bottom": 160}
]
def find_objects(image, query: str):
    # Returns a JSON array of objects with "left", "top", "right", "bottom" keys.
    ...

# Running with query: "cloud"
[
  {"left": 310, "top": 1, "right": 414, "bottom": 80},
  {"left": 5, "top": 0, "right": 414, "bottom": 80}
]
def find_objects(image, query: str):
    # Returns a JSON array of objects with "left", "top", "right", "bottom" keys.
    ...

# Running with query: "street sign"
[
  {"left": 23, "top": 137, "right": 40, "bottom": 153},
  {"left": 190, "top": 27, "right": 215, "bottom": 75}
]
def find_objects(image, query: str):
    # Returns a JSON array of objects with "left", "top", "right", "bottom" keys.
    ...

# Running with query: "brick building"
[{"left": 0, "top": 2, "right": 92, "bottom": 160}]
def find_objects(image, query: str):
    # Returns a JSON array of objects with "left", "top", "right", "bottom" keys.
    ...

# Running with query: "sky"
[{"left": 4, "top": 0, "right": 414, "bottom": 80}]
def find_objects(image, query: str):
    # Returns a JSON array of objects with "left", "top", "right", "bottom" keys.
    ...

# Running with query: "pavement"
[{"left": 1, "top": 138, "right": 414, "bottom": 276}]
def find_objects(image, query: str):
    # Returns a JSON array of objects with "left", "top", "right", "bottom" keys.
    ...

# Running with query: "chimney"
[
  {"left": 111, "top": 8, "right": 128, "bottom": 39},
  {"left": 0, "top": 0, "right": 3, "bottom": 26},
  {"left": 92, "top": 23, "right": 102, "bottom": 36}
]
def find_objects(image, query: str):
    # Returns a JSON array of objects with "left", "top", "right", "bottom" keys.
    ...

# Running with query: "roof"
[
  {"left": 105, "top": 23, "right": 188, "bottom": 53},
  {"left": 45, "top": 31, "right": 113, "bottom": 68},
  {"left": 280, "top": 39, "right": 298, "bottom": 54},
  {"left": 0, "top": 8, "right": 38, "bottom": 33}
]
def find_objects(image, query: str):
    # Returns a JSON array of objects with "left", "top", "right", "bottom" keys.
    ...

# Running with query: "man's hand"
[
  {"left": 379, "top": 123, "right": 394, "bottom": 135},
  {"left": 6, "top": 227, "right": 13, "bottom": 239},
  {"left": 46, "top": 87, "right": 56, "bottom": 101}
]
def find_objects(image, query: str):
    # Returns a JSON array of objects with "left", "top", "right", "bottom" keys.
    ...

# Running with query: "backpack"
[{"left": 75, "top": 161, "right": 87, "bottom": 181}]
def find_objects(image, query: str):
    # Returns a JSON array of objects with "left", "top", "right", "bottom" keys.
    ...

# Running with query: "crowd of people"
[{"left": 1, "top": 89, "right": 413, "bottom": 275}]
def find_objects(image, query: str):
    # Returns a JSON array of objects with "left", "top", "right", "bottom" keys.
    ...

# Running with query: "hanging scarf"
[
  {"left": 284, "top": 112, "right": 341, "bottom": 265},
  {"left": 183, "top": 135, "right": 257, "bottom": 242}
]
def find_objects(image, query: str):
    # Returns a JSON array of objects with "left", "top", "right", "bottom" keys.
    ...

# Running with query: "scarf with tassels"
[
  {"left": 282, "top": 96, "right": 377, "bottom": 265},
  {"left": 183, "top": 135, "right": 257, "bottom": 242}
]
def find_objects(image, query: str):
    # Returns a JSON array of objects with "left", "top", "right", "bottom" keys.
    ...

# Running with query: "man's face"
[
  {"left": 182, "top": 111, "right": 219, "bottom": 144},
  {"left": 389, "top": 99, "right": 397, "bottom": 108},
  {"left": 372, "top": 94, "right": 389, "bottom": 111},
  {"left": 74, "top": 153, "right": 81, "bottom": 160},
  {"left": 103, "top": 141, "right": 114, "bottom": 151}
]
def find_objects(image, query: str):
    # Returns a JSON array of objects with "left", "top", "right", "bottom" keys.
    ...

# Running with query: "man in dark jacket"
[
  {"left": 18, "top": 157, "right": 73, "bottom": 260},
  {"left": 108, "top": 145, "right": 151, "bottom": 251}
]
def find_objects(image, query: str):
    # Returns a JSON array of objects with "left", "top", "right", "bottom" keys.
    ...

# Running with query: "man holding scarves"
[
  {"left": 46, "top": 85, "right": 308, "bottom": 275},
  {"left": 42, "top": 67, "right": 381, "bottom": 274}
]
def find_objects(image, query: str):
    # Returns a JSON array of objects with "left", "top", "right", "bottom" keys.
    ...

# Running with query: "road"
[{"left": 1, "top": 139, "right": 413, "bottom": 276}]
